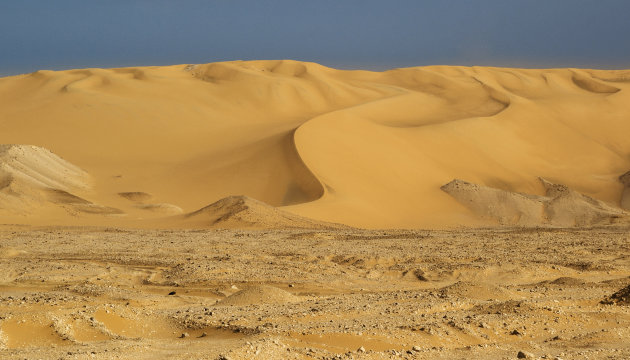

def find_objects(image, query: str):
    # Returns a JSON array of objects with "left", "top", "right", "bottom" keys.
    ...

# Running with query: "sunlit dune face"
[{"left": 1, "top": 61, "right": 629, "bottom": 229}]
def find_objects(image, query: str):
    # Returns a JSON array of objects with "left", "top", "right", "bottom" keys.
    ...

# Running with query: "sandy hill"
[
  {"left": 172, "top": 195, "right": 345, "bottom": 229},
  {"left": 217, "top": 285, "right": 299, "bottom": 306},
  {"left": 1, "top": 60, "right": 630, "bottom": 228}
]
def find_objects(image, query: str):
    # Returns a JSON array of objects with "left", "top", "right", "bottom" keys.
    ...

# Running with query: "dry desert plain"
[{"left": 1, "top": 61, "right": 630, "bottom": 359}]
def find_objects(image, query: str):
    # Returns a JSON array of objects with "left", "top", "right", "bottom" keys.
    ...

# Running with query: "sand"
[
  {"left": 2, "top": 61, "right": 630, "bottom": 359},
  {"left": 1, "top": 61, "right": 630, "bottom": 228}
]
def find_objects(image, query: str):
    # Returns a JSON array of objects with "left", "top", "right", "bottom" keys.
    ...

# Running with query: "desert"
[{"left": 1, "top": 60, "right": 630, "bottom": 359}]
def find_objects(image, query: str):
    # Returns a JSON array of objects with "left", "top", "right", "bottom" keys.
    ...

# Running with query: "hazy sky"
[{"left": 1, "top": 1, "right": 629, "bottom": 76}]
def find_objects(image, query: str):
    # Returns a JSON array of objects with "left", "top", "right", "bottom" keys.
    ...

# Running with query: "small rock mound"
[
  {"left": 217, "top": 285, "right": 299, "bottom": 306},
  {"left": 180, "top": 195, "right": 345, "bottom": 229},
  {"left": 549, "top": 277, "right": 588, "bottom": 286},
  {"left": 439, "top": 281, "right": 512, "bottom": 301},
  {"left": 599, "top": 276, "right": 630, "bottom": 288},
  {"left": 601, "top": 284, "right": 630, "bottom": 305},
  {"left": 517, "top": 350, "right": 535, "bottom": 359},
  {"left": 472, "top": 300, "right": 538, "bottom": 315}
]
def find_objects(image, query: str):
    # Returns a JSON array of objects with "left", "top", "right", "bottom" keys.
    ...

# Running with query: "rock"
[
  {"left": 517, "top": 350, "right": 534, "bottom": 358},
  {"left": 199, "top": 332, "right": 208, "bottom": 338},
  {"left": 357, "top": 346, "right": 365, "bottom": 352},
  {"left": 180, "top": 332, "right": 189, "bottom": 338},
  {"left": 412, "top": 345, "right": 421, "bottom": 351},
  {"left": 620, "top": 171, "right": 630, "bottom": 209},
  {"left": 168, "top": 291, "right": 176, "bottom": 295},
  {"left": 601, "top": 284, "right": 630, "bottom": 305}
]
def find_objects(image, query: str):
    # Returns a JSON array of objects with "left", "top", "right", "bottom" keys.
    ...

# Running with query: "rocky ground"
[{"left": 1, "top": 226, "right": 630, "bottom": 359}]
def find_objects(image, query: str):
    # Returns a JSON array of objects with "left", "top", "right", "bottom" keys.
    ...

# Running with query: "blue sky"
[{"left": 1, "top": 1, "right": 629, "bottom": 76}]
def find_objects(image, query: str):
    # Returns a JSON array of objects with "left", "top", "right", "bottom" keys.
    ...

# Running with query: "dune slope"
[{"left": 1, "top": 61, "right": 630, "bottom": 228}]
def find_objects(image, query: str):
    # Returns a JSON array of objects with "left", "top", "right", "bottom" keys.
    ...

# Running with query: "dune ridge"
[{"left": 1, "top": 61, "right": 630, "bottom": 228}]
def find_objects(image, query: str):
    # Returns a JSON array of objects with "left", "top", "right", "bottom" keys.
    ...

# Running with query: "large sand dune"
[{"left": 1, "top": 60, "right": 630, "bottom": 228}]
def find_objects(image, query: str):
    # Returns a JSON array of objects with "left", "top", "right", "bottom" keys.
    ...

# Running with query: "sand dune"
[{"left": 1, "top": 61, "right": 630, "bottom": 228}]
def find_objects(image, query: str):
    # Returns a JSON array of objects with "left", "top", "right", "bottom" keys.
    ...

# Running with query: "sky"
[{"left": 1, "top": 1, "right": 630, "bottom": 76}]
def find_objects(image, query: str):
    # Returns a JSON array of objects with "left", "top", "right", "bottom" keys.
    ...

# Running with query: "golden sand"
[{"left": 2, "top": 61, "right": 629, "bottom": 228}]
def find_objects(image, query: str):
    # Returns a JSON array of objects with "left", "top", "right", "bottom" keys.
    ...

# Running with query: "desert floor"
[{"left": 1, "top": 226, "right": 629, "bottom": 360}]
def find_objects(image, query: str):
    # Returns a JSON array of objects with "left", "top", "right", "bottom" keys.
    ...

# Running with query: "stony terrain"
[{"left": 1, "top": 226, "right": 630, "bottom": 359}]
